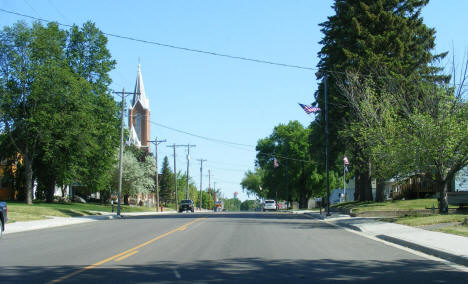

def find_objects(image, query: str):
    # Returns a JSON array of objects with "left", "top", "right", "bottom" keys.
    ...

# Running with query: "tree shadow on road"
[{"left": 2, "top": 258, "right": 467, "bottom": 283}]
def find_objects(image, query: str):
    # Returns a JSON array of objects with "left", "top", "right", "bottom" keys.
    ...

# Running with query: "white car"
[{"left": 263, "top": 200, "right": 277, "bottom": 212}]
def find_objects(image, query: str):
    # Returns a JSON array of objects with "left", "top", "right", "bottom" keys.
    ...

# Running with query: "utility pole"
[
  {"left": 172, "top": 144, "right": 196, "bottom": 200},
  {"left": 147, "top": 138, "right": 166, "bottom": 211},
  {"left": 208, "top": 169, "right": 211, "bottom": 210},
  {"left": 185, "top": 144, "right": 196, "bottom": 200},
  {"left": 112, "top": 89, "right": 138, "bottom": 217},
  {"left": 324, "top": 73, "right": 330, "bottom": 216},
  {"left": 213, "top": 181, "right": 217, "bottom": 211},
  {"left": 117, "top": 89, "right": 125, "bottom": 217},
  {"left": 197, "top": 159, "right": 207, "bottom": 211},
  {"left": 167, "top": 144, "right": 178, "bottom": 211}
]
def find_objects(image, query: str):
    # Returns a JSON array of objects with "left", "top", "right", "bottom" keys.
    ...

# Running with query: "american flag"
[
  {"left": 274, "top": 158, "right": 279, "bottom": 168},
  {"left": 299, "top": 103, "right": 321, "bottom": 114},
  {"left": 343, "top": 156, "right": 349, "bottom": 166}
]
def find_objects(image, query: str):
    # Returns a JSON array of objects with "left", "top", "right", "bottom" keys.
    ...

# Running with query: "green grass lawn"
[
  {"left": 332, "top": 198, "right": 454, "bottom": 213},
  {"left": 393, "top": 214, "right": 467, "bottom": 226},
  {"left": 333, "top": 199, "right": 468, "bottom": 237},
  {"left": 436, "top": 225, "right": 468, "bottom": 237},
  {"left": 6, "top": 201, "right": 154, "bottom": 223}
]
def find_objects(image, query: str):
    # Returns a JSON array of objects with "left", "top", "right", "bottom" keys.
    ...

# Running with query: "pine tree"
[
  {"left": 158, "top": 156, "right": 174, "bottom": 204},
  {"left": 314, "top": 0, "right": 446, "bottom": 201}
]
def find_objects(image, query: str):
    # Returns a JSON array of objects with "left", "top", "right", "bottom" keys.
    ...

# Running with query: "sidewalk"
[
  {"left": 4, "top": 210, "right": 175, "bottom": 235},
  {"left": 306, "top": 212, "right": 468, "bottom": 267}
]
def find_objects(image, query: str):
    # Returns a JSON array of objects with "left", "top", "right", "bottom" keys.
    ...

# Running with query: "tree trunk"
[
  {"left": 301, "top": 161, "right": 307, "bottom": 209},
  {"left": 24, "top": 157, "right": 33, "bottom": 204},
  {"left": 46, "top": 177, "right": 55, "bottom": 203},
  {"left": 124, "top": 194, "right": 129, "bottom": 205},
  {"left": 359, "top": 172, "right": 366, "bottom": 201},
  {"left": 354, "top": 168, "right": 360, "bottom": 201},
  {"left": 376, "top": 178, "right": 385, "bottom": 202},
  {"left": 61, "top": 185, "right": 66, "bottom": 198},
  {"left": 300, "top": 194, "right": 308, "bottom": 209},
  {"left": 439, "top": 182, "right": 449, "bottom": 214},
  {"left": 360, "top": 170, "right": 372, "bottom": 201}
]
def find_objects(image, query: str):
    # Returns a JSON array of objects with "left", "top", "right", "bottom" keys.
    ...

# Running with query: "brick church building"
[
  {"left": 128, "top": 64, "right": 151, "bottom": 150},
  {"left": 127, "top": 65, "right": 155, "bottom": 206}
]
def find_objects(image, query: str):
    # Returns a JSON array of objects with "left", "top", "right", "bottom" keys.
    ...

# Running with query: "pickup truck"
[{"left": 0, "top": 201, "right": 7, "bottom": 238}]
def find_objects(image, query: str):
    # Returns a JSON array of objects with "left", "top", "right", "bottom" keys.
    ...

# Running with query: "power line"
[
  {"left": 0, "top": 8, "right": 315, "bottom": 72},
  {"left": 150, "top": 120, "right": 255, "bottom": 148},
  {"left": 2, "top": 8, "right": 467, "bottom": 89},
  {"left": 207, "top": 167, "right": 247, "bottom": 173},
  {"left": 151, "top": 120, "right": 315, "bottom": 164}
]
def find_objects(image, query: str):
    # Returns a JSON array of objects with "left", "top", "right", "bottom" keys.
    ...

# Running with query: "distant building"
[
  {"left": 234, "top": 192, "right": 238, "bottom": 199},
  {"left": 128, "top": 64, "right": 151, "bottom": 151}
]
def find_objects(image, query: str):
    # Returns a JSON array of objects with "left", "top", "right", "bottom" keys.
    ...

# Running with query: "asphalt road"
[{"left": 1, "top": 212, "right": 467, "bottom": 283}]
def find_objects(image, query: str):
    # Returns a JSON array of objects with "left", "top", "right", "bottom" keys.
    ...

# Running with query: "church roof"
[
  {"left": 131, "top": 64, "right": 150, "bottom": 110},
  {"left": 127, "top": 125, "right": 141, "bottom": 147}
]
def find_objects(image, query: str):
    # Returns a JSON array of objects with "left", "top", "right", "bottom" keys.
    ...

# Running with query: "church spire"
[
  {"left": 131, "top": 64, "right": 149, "bottom": 109},
  {"left": 128, "top": 63, "right": 151, "bottom": 151}
]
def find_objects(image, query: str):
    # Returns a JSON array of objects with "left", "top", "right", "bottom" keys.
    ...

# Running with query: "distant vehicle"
[
  {"left": 179, "top": 199, "right": 194, "bottom": 213},
  {"left": 0, "top": 201, "right": 7, "bottom": 238},
  {"left": 263, "top": 200, "right": 277, "bottom": 212}
]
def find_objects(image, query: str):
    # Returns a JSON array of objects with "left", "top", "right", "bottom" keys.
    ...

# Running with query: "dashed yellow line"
[{"left": 47, "top": 217, "right": 205, "bottom": 284}]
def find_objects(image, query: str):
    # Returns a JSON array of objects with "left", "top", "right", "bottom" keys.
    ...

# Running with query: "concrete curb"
[
  {"left": 4, "top": 211, "right": 175, "bottom": 234},
  {"left": 376, "top": 234, "right": 468, "bottom": 267},
  {"left": 304, "top": 211, "right": 468, "bottom": 268}
]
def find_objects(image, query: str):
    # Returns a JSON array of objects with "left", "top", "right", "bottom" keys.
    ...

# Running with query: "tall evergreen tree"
[
  {"left": 158, "top": 156, "right": 174, "bottom": 204},
  {"left": 314, "top": 0, "right": 446, "bottom": 201}
]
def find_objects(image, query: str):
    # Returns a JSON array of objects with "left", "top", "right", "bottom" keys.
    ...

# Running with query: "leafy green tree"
[
  {"left": 256, "top": 121, "right": 327, "bottom": 208},
  {"left": 64, "top": 21, "right": 119, "bottom": 195},
  {"left": 111, "top": 147, "right": 155, "bottom": 205},
  {"left": 314, "top": 0, "right": 447, "bottom": 201},
  {"left": 338, "top": 70, "right": 468, "bottom": 212},
  {"left": 198, "top": 190, "right": 213, "bottom": 210},
  {"left": 240, "top": 168, "right": 264, "bottom": 198},
  {"left": 175, "top": 172, "right": 197, "bottom": 202},
  {"left": 222, "top": 198, "right": 241, "bottom": 211},
  {"left": 0, "top": 21, "right": 118, "bottom": 204},
  {"left": 0, "top": 21, "right": 73, "bottom": 203},
  {"left": 240, "top": 200, "right": 258, "bottom": 211}
]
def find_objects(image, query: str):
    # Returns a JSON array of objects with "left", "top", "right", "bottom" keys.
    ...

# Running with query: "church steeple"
[
  {"left": 128, "top": 64, "right": 151, "bottom": 151},
  {"left": 131, "top": 64, "right": 149, "bottom": 110}
]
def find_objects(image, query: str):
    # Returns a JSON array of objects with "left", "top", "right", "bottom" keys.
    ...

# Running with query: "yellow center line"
[
  {"left": 47, "top": 217, "right": 205, "bottom": 284},
  {"left": 115, "top": 250, "right": 139, "bottom": 262}
]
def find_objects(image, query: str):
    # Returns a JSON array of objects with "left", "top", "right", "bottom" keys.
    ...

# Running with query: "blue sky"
[{"left": 1, "top": 0, "right": 467, "bottom": 201}]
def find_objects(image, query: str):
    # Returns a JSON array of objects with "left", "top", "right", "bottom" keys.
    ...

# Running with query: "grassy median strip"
[
  {"left": 7, "top": 201, "right": 154, "bottom": 223},
  {"left": 332, "top": 198, "right": 454, "bottom": 213}
]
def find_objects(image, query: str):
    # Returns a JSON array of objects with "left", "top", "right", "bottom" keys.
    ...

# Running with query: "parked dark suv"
[
  {"left": 179, "top": 199, "right": 194, "bottom": 213},
  {"left": 0, "top": 201, "right": 7, "bottom": 239}
]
